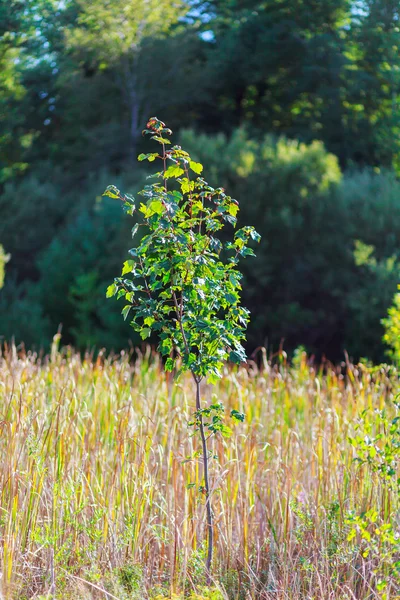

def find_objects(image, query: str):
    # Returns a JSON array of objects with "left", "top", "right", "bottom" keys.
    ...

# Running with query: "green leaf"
[
  {"left": 207, "top": 370, "right": 222, "bottom": 385},
  {"left": 231, "top": 409, "right": 245, "bottom": 422},
  {"left": 122, "top": 260, "right": 135, "bottom": 275},
  {"left": 151, "top": 135, "right": 171, "bottom": 144},
  {"left": 148, "top": 200, "right": 164, "bottom": 215},
  {"left": 140, "top": 199, "right": 165, "bottom": 218},
  {"left": 103, "top": 185, "right": 121, "bottom": 199},
  {"left": 376, "top": 580, "right": 387, "bottom": 592},
  {"left": 195, "top": 319, "right": 208, "bottom": 329},
  {"left": 224, "top": 293, "right": 237, "bottom": 304},
  {"left": 183, "top": 352, "right": 197, "bottom": 368},
  {"left": 250, "top": 228, "right": 261, "bottom": 242},
  {"left": 228, "top": 202, "right": 239, "bottom": 217},
  {"left": 220, "top": 424, "right": 233, "bottom": 438},
  {"left": 124, "top": 193, "right": 135, "bottom": 204},
  {"left": 189, "top": 161, "right": 203, "bottom": 174},
  {"left": 159, "top": 338, "right": 173, "bottom": 354},
  {"left": 138, "top": 152, "right": 159, "bottom": 162},
  {"left": 123, "top": 201, "right": 136, "bottom": 215},
  {"left": 140, "top": 327, "right": 152, "bottom": 340},
  {"left": 229, "top": 350, "right": 245, "bottom": 364},
  {"left": 122, "top": 305, "right": 132, "bottom": 321},
  {"left": 241, "top": 247, "right": 256, "bottom": 257},
  {"left": 106, "top": 283, "right": 118, "bottom": 298},
  {"left": 165, "top": 357, "right": 175, "bottom": 372},
  {"left": 181, "top": 179, "right": 195, "bottom": 194},
  {"left": 131, "top": 223, "right": 139, "bottom": 238},
  {"left": 164, "top": 164, "right": 184, "bottom": 179}
]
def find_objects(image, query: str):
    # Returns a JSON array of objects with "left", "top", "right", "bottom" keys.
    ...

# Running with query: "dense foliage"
[
  {"left": 1, "top": 0, "right": 400, "bottom": 361},
  {"left": 105, "top": 118, "right": 259, "bottom": 381}
]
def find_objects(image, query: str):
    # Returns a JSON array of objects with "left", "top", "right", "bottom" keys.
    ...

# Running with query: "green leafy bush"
[
  {"left": 348, "top": 241, "right": 400, "bottom": 361},
  {"left": 382, "top": 286, "right": 400, "bottom": 364},
  {"left": 347, "top": 400, "right": 400, "bottom": 596}
]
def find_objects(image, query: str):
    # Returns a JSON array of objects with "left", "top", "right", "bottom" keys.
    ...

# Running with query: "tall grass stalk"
[{"left": 0, "top": 343, "right": 398, "bottom": 599}]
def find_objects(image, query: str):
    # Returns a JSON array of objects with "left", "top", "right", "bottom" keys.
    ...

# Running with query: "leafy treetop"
[{"left": 104, "top": 117, "right": 260, "bottom": 383}]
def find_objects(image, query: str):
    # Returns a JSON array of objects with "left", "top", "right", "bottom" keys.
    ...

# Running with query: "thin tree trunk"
[
  {"left": 128, "top": 91, "right": 139, "bottom": 164},
  {"left": 195, "top": 377, "right": 213, "bottom": 582},
  {"left": 120, "top": 52, "right": 140, "bottom": 165}
]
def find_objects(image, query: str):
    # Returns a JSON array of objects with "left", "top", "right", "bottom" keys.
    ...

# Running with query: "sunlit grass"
[{"left": 0, "top": 342, "right": 398, "bottom": 599}]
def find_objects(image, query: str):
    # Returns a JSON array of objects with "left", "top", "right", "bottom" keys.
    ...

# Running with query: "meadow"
[{"left": 0, "top": 341, "right": 399, "bottom": 600}]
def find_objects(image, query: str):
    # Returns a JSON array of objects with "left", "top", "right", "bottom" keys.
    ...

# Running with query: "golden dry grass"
[{"left": 0, "top": 343, "right": 398, "bottom": 599}]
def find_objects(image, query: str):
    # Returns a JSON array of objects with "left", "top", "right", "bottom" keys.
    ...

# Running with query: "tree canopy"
[{"left": 1, "top": 0, "right": 400, "bottom": 361}]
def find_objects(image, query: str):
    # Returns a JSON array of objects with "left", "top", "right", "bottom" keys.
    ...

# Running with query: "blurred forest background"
[{"left": 1, "top": 0, "right": 400, "bottom": 362}]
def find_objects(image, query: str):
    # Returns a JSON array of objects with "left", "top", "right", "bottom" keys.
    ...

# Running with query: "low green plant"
[
  {"left": 346, "top": 509, "right": 400, "bottom": 598},
  {"left": 104, "top": 117, "right": 259, "bottom": 579},
  {"left": 349, "top": 399, "right": 400, "bottom": 492},
  {"left": 347, "top": 399, "right": 400, "bottom": 597},
  {"left": 382, "top": 284, "right": 400, "bottom": 364},
  {"left": 115, "top": 563, "right": 144, "bottom": 598}
]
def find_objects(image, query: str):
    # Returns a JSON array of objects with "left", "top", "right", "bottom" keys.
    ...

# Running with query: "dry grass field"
[{"left": 0, "top": 342, "right": 399, "bottom": 599}]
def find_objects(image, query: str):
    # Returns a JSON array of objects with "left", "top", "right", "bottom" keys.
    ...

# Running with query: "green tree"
[
  {"left": 382, "top": 286, "right": 400, "bottom": 364},
  {"left": 0, "top": 0, "right": 33, "bottom": 182},
  {"left": 0, "top": 279, "right": 51, "bottom": 347},
  {"left": 349, "top": 240, "right": 400, "bottom": 361},
  {"left": 198, "top": 0, "right": 400, "bottom": 168},
  {"left": 201, "top": 0, "right": 351, "bottom": 150},
  {"left": 0, "top": 0, "right": 65, "bottom": 182},
  {"left": 0, "top": 170, "right": 71, "bottom": 279},
  {"left": 105, "top": 117, "right": 259, "bottom": 577},
  {"left": 34, "top": 180, "right": 140, "bottom": 350},
  {"left": 66, "top": 0, "right": 188, "bottom": 161},
  {"left": 345, "top": 0, "right": 400, "bottom": 167}
]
